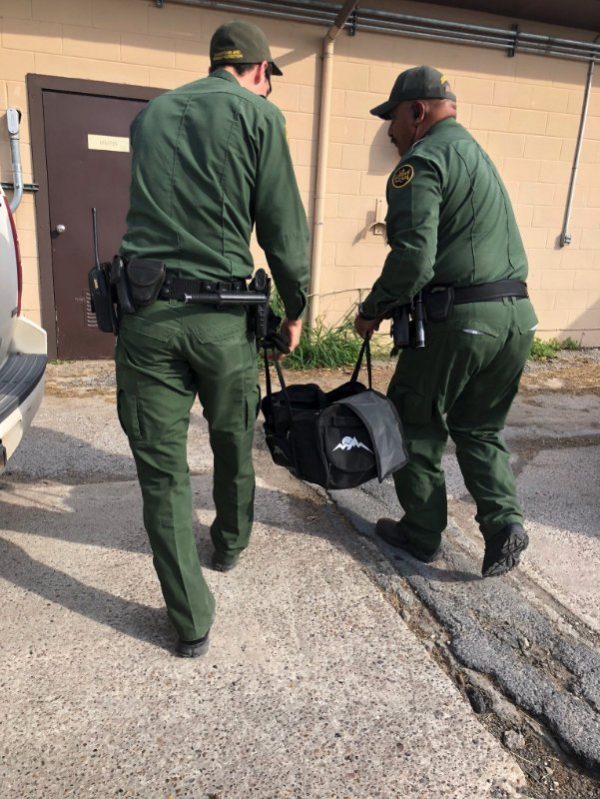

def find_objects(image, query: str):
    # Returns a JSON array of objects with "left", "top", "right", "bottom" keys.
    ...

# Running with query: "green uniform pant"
[
  {"left": 115, "top": 302, "right": 259, "bottom": 641},
  {"left": 387, "top": 298, "right": 537, "bottom": 556}
]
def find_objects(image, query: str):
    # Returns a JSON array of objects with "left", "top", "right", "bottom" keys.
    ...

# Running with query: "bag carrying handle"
[
  {"left": 263, "top": 348, "right": 294, "bottom": 415},
  {"left": 264, "top": 335, "right": 373, "bottom": 399},
  {"left": 350, "top": 337, "right": 373, "bottom": 389}
]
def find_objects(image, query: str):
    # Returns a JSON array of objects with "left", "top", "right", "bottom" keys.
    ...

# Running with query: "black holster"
[
  {"left": 88, "top": 256, "right": 164, "bottom": 334},
  {"left": 423, "top": 285, "right": 454, "bottom": 321},
  {"left": 391, "top": 304, "right": 411, "bottom": 349},
  {"left": 110, "top": 256, "right": 135, "bottom": 315},
  {"left": 126, "top": 258, "right": 166, "bottom": 308},
  {"left": 390, "top": 291, "right": 426, "bottom": 351},
  {"left": 247, "top": 268, "right": 270, "bottom": 344}
]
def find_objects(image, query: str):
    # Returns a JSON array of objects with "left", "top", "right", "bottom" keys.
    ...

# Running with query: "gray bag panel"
[{"left": 334, "top": 390, "right": 409, "bottom": 481}]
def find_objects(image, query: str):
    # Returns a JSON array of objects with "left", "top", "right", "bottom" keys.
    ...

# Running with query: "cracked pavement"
[
  {"left": 332, "top": 391, "right": 600, "bottom": 781},
  {"left": 1, "top": 364, "right": 598, "bottom": 797}
]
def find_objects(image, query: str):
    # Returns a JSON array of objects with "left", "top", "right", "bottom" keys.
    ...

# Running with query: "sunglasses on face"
[{"left": 264, "top": 63, "right": 274, "bottom": 96}]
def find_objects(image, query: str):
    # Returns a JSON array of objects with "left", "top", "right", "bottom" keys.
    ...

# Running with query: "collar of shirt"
[
  {"left": 406, "top": 137, "right": 425, "bottom": 157},
  {"left": 424, "top": 117, "right": 457, "bottom": 140},
  {"left": 405, "top": 117, "right": 457, "bottom": 158},
  {"left": 209, "top": 68, "right": 239, "bottom": 85}
]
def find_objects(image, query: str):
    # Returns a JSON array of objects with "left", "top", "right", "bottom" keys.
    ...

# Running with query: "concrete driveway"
[{"left": 1, "top": 364, "right": 598, "bottom": 798}]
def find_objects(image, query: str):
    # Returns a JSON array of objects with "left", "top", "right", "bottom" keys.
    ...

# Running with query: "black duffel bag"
[{"left": 260, "top": 338, "right": 408, "bottom": 490}]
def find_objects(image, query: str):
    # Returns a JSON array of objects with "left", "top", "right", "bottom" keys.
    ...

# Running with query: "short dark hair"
[{"left": 209, "top": 62, "right": 257, "bottom": 76}]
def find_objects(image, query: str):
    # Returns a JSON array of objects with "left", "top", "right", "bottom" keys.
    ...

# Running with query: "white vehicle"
[{"left": 0, "top": 187, "right": 47, "bottom": 470}]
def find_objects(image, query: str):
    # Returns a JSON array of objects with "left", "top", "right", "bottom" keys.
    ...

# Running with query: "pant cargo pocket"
[{"left": 117, "top": 388, "right": 143, "bottom": 441}]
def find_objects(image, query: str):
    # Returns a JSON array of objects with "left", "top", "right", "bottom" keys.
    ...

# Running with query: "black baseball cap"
[
  {"left": 210, "top": 20, "right": 283, "bottom": 76},
  {"left": 370, "top": 65, "right": 456, "bottom": 119}
]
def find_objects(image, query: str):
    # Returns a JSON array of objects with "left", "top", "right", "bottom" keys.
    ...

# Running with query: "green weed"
[
  {"left": 559, "top": 337, "right": 581, "bottom": 351},
  {"left": 529, "top": 336, "right": 581, "bottom": 360},
  {"left": 283, "top": 317, "right": 377, "bottom": 370},
  {"left": 267, "top": 289, "right": 386, "bottom": 369}
]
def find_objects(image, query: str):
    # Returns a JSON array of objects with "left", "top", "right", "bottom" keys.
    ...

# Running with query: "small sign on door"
[{"left": 87, "top": 134, "right": 130, "bottom": 153}]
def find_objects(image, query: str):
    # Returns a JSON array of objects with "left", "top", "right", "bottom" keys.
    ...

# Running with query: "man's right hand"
[
  {"left": 354, "top": 313, "right": 379, "bottom": 340},
  {"left": 277, "top": 318, "right": 302, "bottom": 360}
]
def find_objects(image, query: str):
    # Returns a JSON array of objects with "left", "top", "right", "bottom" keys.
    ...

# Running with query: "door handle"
[{"left": 53, "top": 224, "right": 66, "bottom": 234}]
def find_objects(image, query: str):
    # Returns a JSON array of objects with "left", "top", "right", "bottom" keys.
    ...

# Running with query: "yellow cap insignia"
[
  {"left": 391, "top": 164, "right": 415, "bottom": 189},
  {"left": 213, "top": 48, "right": 244, "bottom": 62},
  {"left": 440, "top": 73, "right": 447, "bottom": 84}
]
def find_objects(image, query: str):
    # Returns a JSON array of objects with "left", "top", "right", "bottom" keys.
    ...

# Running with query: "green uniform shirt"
[
  {"left": 362, "top": 117, "right": 528, "bottom": 319},
  {"left": 121, "top": 69, "right": 309, "bottom": 319}
]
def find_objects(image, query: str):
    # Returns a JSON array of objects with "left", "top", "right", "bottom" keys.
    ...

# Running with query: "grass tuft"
[
  {"left": 529, "top": 336, "right": 581, "bottom": 360},
  {"left": 560, "top": 337, "right": 581, "bottom": 351},
  {"left": 268, "top": 289, "right": 387, "bottom": 370},
  {"left": 283, "top": 317, "right": 374, "bottom": 370}
]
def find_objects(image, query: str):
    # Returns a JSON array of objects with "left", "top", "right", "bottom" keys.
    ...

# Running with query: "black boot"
[
  {"left": 482, "top": 523, "right": 529, "bottom": 578},
  {"left": 375, "top": 518, "right": 441, "bottom": 563},
  {"left": 211, "top": 551, "right": 241, "bottom": 572},
  {"left": 176, "top": 631, "right": 210, "bottom": 658}
]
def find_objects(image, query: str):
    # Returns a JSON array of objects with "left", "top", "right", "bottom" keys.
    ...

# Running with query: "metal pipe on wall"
[
  {"left": 6, "top": 108, "right": 23, "bottom": 213},
  {"left": 156, "top": 0, "right": 600, "bottom": 285},
  {"left": 309, "top": 0, "right": 358, "bottom": 327},
  {"left": 158, "top": 1, "right": 600, "bottom": 69},
  {"left": 162, "top": 0, "right": 336, "bottom": 26},
  {"left": 560, "top": 38, "right": 599, "bottom": 247},
  {"left": 308, "top": 36, "right": 335, "bottom": 328}
]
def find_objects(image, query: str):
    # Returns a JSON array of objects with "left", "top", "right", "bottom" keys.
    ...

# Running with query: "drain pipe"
[
  {"left": 308, "top": 0, "right": 358, "bottom": 327},
  {"left": 6, "top": 108, "right": 23, "bottom": 213},
  {"left": 158, "top": 1, "right": 600, "bottom": 62},
  {"left": 560, "top": 39, "right": 599, "bottom": 247},
  {"left": 154, "top": 0, "right": 600, "bottom": 259}
]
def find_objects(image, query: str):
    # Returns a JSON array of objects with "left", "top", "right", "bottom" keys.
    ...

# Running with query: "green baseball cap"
[
  {"left": 210, "top": 20, "right": 282, "bottom": 76},
  {"left": 370, "top": 65, "right": 456, "bottom": 119}
]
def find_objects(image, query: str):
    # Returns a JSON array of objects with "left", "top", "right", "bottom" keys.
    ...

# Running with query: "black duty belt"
[
  {"left": 428, "top": 279, "right": 528, "bottom": 305},
  {"left": 159, "top": 275, "right": 248, "bottom": 302}
]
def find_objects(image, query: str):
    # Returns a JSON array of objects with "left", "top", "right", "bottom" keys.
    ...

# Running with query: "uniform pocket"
[
  {"left": 403, "top": 392, "right": 433, "bottom": 425},
  {"left": 443, "top": 303, "right": 503, "bottom": 337},
  {"left": 244, "top": 382, "right": 261, "bottom": 431},
  {"left": 119, "top": 311, "right": 178, "bottom": 344},
  {"left": 458, "top": 327, "right": 498, "bottom": 339},
  {"left": 116, "top": 389, "right": 143, "bottom": 440},
  {"left": 388, "top": 383, "right": 432, "bottom": 426},
  {"left": 515, "top": 298, "right": 539, "bottom": 334},
  {"left": 187, "top": 306, "right": 247, "bottom": 345}
]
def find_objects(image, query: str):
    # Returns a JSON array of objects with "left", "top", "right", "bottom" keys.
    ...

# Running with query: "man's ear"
[
  {"left": 413, "top": 102, "right": 425, "bottom": 122},
  {"left": 255, "top": 61, "right": 268, "bottom": 85}
]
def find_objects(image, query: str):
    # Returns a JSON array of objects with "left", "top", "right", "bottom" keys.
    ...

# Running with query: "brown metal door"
[{"left": 43, "top": 90, "right": 149, "bottom": 359}]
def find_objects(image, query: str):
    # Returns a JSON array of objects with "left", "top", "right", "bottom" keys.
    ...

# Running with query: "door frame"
[{"left": 28, "top": 74, "right": 163, "bottom": 358}]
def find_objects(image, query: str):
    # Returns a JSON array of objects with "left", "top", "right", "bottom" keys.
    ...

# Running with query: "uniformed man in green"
[
  {"left": 116, "top": 21, "right": 309, "bottom": 656},
  {"left": 355, "top": 66, "right": 537, "bottom": 578}
]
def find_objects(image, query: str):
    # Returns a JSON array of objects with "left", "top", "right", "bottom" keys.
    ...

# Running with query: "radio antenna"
[{"left": 92, "top": 207, "right": 100, "bottom": 268}]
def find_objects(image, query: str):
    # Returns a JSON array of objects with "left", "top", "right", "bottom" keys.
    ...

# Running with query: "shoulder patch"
[{"left": 391, "top": 164, "right": 415, "bottom": 189}]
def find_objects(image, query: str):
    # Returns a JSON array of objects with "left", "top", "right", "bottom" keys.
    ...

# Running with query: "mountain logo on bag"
[{"left": 333, "top": 436, "right": 373, "bottom": 453}]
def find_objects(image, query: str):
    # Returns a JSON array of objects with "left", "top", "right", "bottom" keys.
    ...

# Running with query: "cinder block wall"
[
  {"left": 0, "top": 0, "right": 599, "bottom": 344},
  {"left": 0, "top": 0, "right": 322, "bottom": 327},
  {"left": 319, "top": 1, "right": 600, "bottom": 344}
]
